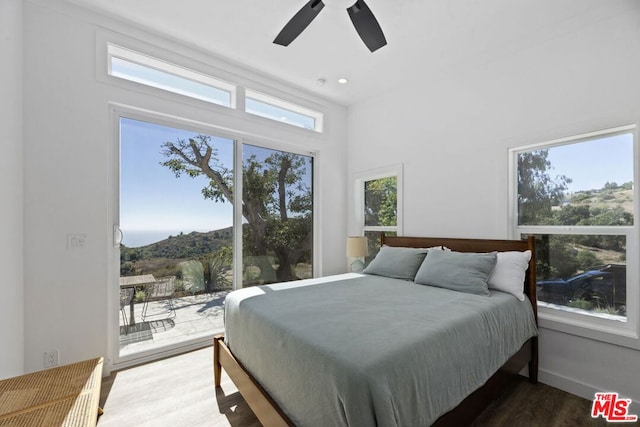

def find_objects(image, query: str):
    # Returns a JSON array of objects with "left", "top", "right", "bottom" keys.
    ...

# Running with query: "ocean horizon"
[{"left": 122, "top": 229, "right": 214, "bottom": 248}]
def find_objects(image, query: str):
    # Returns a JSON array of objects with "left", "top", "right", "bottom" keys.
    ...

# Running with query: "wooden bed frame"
[{"left": 214, "top": 235, "right": 538, "bottom": 427}]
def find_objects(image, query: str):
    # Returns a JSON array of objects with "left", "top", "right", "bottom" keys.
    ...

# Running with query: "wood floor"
[{"left": 98, "top": 346, "right": 607, "bottom": 427}]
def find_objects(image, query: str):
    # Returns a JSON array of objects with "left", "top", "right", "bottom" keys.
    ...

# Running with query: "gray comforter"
[{"left": 224, "top": 273, "right": 537, "bottom": 426}]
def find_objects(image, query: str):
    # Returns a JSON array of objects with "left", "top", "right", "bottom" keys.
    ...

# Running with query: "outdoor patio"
[{"left": 119, "top": 291, "right": 228, "bottom": 356}]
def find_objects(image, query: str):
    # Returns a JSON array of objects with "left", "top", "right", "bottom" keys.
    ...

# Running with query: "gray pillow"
[
  {"left": 414, "top": 250, "right": 497, "bottom": 296},
  {"left": 363, "top": 246, "right": 429, "bottom": 280}
]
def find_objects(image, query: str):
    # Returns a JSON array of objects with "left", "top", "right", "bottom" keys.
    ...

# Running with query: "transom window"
[
  {"left": 108, "top": 44, "right": 235, "bottom": 107},
  {"left": 245, "top": 90, "right": 323, "bottom": 132},
  {"left": 106, "top": 44, "right": 324, "bottom": 132}
]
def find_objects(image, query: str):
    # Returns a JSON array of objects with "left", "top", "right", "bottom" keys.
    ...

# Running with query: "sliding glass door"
[
  {"left": 118, "top": 117, "right": 234, "bottom": 357},
  {"left": 241, "top": 144, "right": 314, "bottom": 287},
  {"left": 116, "top": 118, "right": 315, "bottom": 360}
]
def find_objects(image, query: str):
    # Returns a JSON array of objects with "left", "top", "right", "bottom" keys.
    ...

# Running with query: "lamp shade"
[{"left": 346, "top": 236, "right": 368, "bottom": 258}]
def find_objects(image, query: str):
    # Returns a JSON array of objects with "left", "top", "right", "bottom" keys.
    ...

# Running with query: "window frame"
[
  {"left": 353, "top": 164, "right": 404, "bottom": 250},
  {"left": 110, "top": 105, "right": 321, "bottom": 368},
  {"left": 245, "top": 89, "right": 324, "bottom": 132},
  {"left": 509, "top": 124, "right": 640, "bottom": 349},
  {"left": 107, "top": 43, "right": 237, "bottom": 107}
]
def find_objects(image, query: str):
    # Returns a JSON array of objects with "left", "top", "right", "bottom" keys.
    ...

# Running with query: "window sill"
[{"left": 538, "top": 305, "right": 640, "bottom": 350}]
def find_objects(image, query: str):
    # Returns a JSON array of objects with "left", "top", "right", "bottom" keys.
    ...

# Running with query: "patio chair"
[
  {"left": 119, "top": 287, "right": 135, "bottom": 334},
  {"left": 141, "top": 276, "right": 177, "bottom": 321}
]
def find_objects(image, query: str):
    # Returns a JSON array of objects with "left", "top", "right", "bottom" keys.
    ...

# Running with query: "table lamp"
[{"left": 346, "top": 236, "right": 368, "bottom": 272}]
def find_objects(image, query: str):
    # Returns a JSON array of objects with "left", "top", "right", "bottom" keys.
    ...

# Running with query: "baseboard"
[{"left": 539, "top": 368, "right": 640, "bottom": 415}]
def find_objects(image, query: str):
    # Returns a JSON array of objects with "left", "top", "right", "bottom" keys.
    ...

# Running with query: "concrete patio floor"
[{"left": 119, "top": 291, "right": 228, "bottom": 357}]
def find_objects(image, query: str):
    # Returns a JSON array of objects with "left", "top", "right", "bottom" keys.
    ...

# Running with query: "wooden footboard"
[
  {"left": 214, "top": 334, "right": 292, "bottom": 426},
  {"left": 214, "top": 334, "right": 537, "bottom": 427}
]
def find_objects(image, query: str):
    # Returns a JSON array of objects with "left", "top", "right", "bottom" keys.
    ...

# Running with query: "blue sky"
[
  {"left": 545, "top": 132, "right": 633, "bottom": 193},
  {"left": 120, "top": 118, "right": 234, "bottom": 246}
]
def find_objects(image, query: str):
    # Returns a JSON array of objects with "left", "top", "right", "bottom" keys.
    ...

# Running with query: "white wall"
[
  {"left": 22, "top": 0, "right": 347, "bottom": 373},
  {"left": 0, "top": 0, "right": 25, "bottom": 379},
  {"left": 348, "top": 3, "right": 640, "bottom": 406}
]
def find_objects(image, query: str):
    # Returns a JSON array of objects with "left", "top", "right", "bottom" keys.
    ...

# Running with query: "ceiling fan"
[{"left": 273, "top": 0, "right": 387, "bottom": 52}]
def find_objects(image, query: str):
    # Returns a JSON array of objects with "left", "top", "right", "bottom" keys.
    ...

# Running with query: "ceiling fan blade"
[
  {"left": 347, "top": 0, "right": 387, "bottom": 52},
  {"left": 274, "top": 0, "right": 325, "bottom": 46}
]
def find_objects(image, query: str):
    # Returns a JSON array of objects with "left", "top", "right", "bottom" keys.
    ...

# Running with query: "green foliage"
[
  {"left": 161, "top": 135, "right": 313, "bottom": 283},
  {"left": 575, "top": 250, "right": 598, "bottom": 271},
  {"left": 119, "top": 228, "right": 234, "bottom": 277},
  {"left": 161, "top": 135, "right": 233, "bottom": 204},
  {"left": 134, "top": 290, "right": 146, "bottom": 303},
  {"left": 535, "top": 233, "right": 624, "bottom": 281},
  {"left": 593, "top": 306, "right": 624, "bottom": 316},
  {"left": 517, "top": 150, "right": 571, "bottom": 225},
  {"left": 571, "top": 193, "right": 591, "bottom": 203},
  {"left": 203, "top": 248, "right": 232, "bottom": 290},
  {"left": 120, "top": 262, "right": 136, "bottom": 276},
  {"left": 364, "top": 177, "right": 397, "bottom": 226},
  {"left": 603, "top": 181, "right": 619, "bottom": 190},
  {"left": 567, "top": 299, "right": 593, "bottom": 311},
  {"left": 535, "top": 235, "right": 581, "bottom": 279},
  {"left": 567, "top": 298, "right": 621, "bottom": 316},
  {"left": 544, "top": 188, "right": 631, "bottom": 255},
  {"left": 177, "top": 260, "right": 205, "bottom": 293},
  {"left": 120, "top": 228, "right": 232, "bottom": 263}
]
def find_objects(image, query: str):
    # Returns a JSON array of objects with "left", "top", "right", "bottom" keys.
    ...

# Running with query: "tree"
[
  {"left": 364, "top": 177, "right": 397, "bottom": 227},
  {"left": 161, "top": 135, "right": 312, "bottom": 283},
  {"left": 518, "top": 150, "right": 574, "bottom": 278},
  {"left": 517, "top": 150, "right": 571, "bottom": 225}
]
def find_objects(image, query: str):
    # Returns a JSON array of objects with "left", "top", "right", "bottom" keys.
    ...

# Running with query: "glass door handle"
[{"left": 113, "top": 226, "right": 123, "bottom": 247}]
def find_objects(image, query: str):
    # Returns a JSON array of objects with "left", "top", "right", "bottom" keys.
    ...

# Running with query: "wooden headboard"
[{"left": 381, "top": 234, "right": 537, "bottom": 321}]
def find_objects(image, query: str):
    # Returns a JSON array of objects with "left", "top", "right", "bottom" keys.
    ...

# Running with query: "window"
[
  {"left": 511, "top": 125, "right": 638, "bottom": 343},
  {"left": 104, "top": 43, "right": 326, "bottom": 133},
  {"left": 245, "top": 89, "right": 324, "bottom": 132},
  {"left": 354, "top": 165, "right": 403, "bottom": 263},
  {"left": 108, "top": 44, "right": 235, "bottom": 107}
]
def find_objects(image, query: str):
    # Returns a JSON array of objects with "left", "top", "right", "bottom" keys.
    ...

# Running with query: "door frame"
[{"left": 108, "top": 104, "right": 319, "bottom": 370}]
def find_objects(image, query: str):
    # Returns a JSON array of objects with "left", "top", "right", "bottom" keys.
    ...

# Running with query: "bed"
[{"left": 214, "top": 235, "right": 538, "bottom": 426}]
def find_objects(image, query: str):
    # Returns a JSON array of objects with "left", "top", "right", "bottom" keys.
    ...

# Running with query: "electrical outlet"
[
  {"left": 44, "top": 350, "right": 59, "bottom": 368},
  {"left": 67, "top": 234, "right": 87, "bottom": 250}
]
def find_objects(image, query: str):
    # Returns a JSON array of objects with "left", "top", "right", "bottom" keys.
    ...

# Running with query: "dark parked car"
[{"left": 536, "top": 264, "right": 626, "bottom": 310}]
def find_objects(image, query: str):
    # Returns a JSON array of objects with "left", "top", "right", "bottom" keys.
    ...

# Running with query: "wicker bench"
[{"left": 0, "top": 357, "right": 103, "bottom": 427}]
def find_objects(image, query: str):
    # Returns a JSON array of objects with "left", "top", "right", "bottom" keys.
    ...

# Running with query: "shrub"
[
  {"left": 134, "top": 290, "right": 146, "bottom": 303},
  {"left": 177, "top": 260, "right": 205, "bottom": 293},
  {"left": 567, "top": 299, "right": 593, "bottom": 311}
]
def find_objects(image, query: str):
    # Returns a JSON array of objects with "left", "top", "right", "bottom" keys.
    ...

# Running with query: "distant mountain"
[{"left": 121, "top": 227, "right": 233, "bottom": 261}]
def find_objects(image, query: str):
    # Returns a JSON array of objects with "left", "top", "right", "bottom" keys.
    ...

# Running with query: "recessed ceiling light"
[{"left": 338, "top": 78, "right": 349, "bottom": 84}]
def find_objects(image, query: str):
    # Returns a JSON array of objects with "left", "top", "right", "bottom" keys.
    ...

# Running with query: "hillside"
[
  {"left": 120, "top": 227, "right": 233, "bottom": 278},
  {"left": 567, "top": 184, "right": 633, "bottom": 214},
  {"left": 121, "top": 227, "right": 233, "bottom": 260}
]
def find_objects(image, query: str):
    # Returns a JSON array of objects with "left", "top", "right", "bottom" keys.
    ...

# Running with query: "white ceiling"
[{"left": 63, "top": 0, "right": 632, "bottom": 106}]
